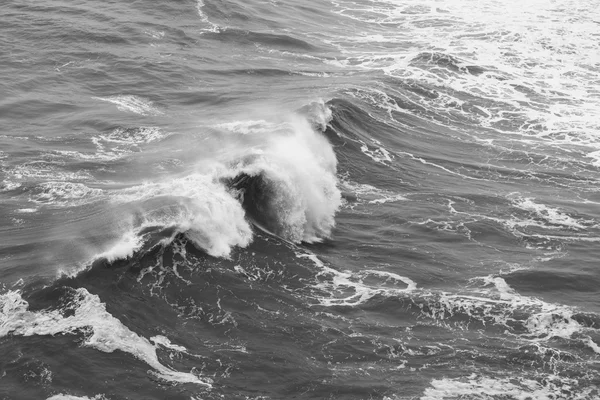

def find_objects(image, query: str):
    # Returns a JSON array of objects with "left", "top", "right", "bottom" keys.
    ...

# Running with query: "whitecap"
[
  {"left": 96, "top": 230, "right": 144, "bottom": 263},
  {"left": 108, "top": 173, "right": 253, "bottom": 259},
  {"left": 92, "top": 95, "right": 163, "bottom": 116},
  {"left": 106, "top": 103, "right": 340, "bottom": 256}
]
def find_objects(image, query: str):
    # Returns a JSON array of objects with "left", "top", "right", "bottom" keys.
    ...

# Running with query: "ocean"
[{"left": 1, "top": 0, "right": 600, "bottom": 399}]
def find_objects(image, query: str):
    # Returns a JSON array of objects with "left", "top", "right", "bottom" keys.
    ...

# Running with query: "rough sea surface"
[{"left": 1, "top": 0, "right": 600, "bottom": 399}]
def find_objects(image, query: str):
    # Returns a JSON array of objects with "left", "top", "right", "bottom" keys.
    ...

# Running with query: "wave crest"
[
  {"left": 95, "top": 101, "right": 340, "bottom": 263},
  {"left": 225, "top": 109, "right": 340, "bottom": 242}
]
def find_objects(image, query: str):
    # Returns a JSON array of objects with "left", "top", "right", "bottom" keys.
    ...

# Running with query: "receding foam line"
[
  {"left": 297, "top": 252, "right": 416, "bottom": 306},
  {"left": 511, "top": 196, "right": 596, "bottom": 230},
  {"left": 196, "top": 0, "right": 220, "bottom": 32},
  {"left": 0, "top": 288, "right": 212, "bottom": 387},
  {"left": 430, "top": 275, "right": 600, "bottom": 352}
]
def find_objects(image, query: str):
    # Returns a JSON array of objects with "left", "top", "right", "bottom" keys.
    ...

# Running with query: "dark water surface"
[{"left": 1, "top": 0, "right": 600, "bottom": 399}]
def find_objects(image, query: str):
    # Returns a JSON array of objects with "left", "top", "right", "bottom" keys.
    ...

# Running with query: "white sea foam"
[
  {"left": 411, "top": 218, "right": 473, "bottom": 240},
  {"left": 47, "top": 395, "right": 108, "bottom": 400},
  {"left": 298, "top": 252, "right": 416, "bottom": 306},
  {"left": 340, "top": 179, "right": 406, "bottom": 206},
  {"left": 10, "top": 162, "right": 93, "bottom": 182},
  {"left": 58, "top": 126, "right": 171, "bottom": 161},
  {"left": 196, "top": 0, "right": 220, "bottom": 33},
  {"left": 98, "top": 103, "right": 340, "bottom": 259},
  {"left": 443, "top": 196, "right": 599, "bottom": 246},
  {"left": 96, "top": 230, "right": 144, "bottom": 263},
  {"left": 223, "top": 120, "right": 341, "bottom": 243},
  {"left": 431, "top": 275, "right": 600, "bottom": 352},
  {"left": 31, "top": 182, "right": 104, "bottom": 206},
  {"left": 421, "top": 373, "right": 597, "bottom": 400},
  {"left": 0, "top": 288, "right": 211, "bottom": 387},
  {"left": 144, "top": 30, "right": 165, "bottom": 40},
  {"left": 345, "top": 86, "right": 405, "bottom": 124},
  {"left": 295, "top": 70, "right": 330, "bottom": 78},
  {"left": 510, "top": 196, "right": 595, "bottom": 230},
  {"left": 0, "top": 180, "right": 21, "bottom": 192},
  {"left": 15, "top": 208, "right": 38, "bottom": 213},
  {"left": 360, "top": 140, "right": 394, "bottom": 165},
  {"left": 215, "top": 102, "right": 340, "bottom": 243},
  {"left": 214, "top": 120, "right": 279, "bottom": 135},
  {"left": 108, "top": 173, "right": 253, "bottom": 259},
  {"left": 150, "top": 335, "right": 188, "bottom": 352},
  {"left": 587, "top": 149, "right": 600, "bottom": 167},
  {"left": 330, "top": 0, "right": 600, "bottom": 167},
  {"left": 92, "top": 95, "right": 163, "bottom": 116},
  {"left": 303, "top": 250, "right": 600, "bottom": 354},
  {"left": 99, "top": 126, "right": 165, "bottom": 144}
]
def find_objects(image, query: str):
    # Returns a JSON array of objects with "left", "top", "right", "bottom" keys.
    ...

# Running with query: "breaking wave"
[{"left": 92, "top": 101, "right": 340, "bottom": 263}]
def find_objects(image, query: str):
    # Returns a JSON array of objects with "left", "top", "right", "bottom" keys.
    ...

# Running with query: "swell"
[
  {"left": 204, "top": 28, "right": 318, "bottom": 51},
  {"left": 4, "top": 3, "right": 131, "bottom": 46},
  {"left": 327, "top": 91, "right": 597, "bottom": 191},
  {"left": 195, "top": 68, "right": 324, "bottom": 78}
]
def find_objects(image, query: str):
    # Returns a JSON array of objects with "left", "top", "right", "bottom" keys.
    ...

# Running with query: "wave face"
[
  {"left": 223, "top": 105, "right": 340, "bottom": 243},
  {"left": 2, "top": 0, "right": 600, "bottom": 399}
]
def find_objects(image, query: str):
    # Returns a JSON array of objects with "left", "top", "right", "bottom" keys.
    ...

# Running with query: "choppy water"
[{"left": 1, "top": 0, "right": 600, "bottom": 399}]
